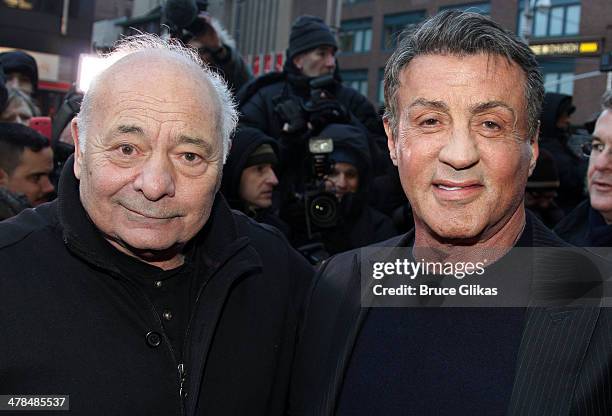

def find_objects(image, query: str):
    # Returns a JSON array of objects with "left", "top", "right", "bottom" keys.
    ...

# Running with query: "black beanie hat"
[
  {"left": 0, "top": 51, "right": 38, "bottom": 93},
  {"left": 287, "top": 15, "right": 337, "bottom": 61}
]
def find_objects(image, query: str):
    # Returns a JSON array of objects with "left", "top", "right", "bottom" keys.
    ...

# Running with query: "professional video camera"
[{"left": 281, "top": 136, "right": 339, "bottom": 264}]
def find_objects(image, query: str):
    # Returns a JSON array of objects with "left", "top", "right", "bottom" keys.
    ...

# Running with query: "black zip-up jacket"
[{"left": 0, "top": 157, "right": 313, "bottom": 415}]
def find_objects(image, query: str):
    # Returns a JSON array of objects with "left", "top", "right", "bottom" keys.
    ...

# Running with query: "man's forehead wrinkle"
[{"left": 409, "top": 98, "right": 449, "bottom": 111}]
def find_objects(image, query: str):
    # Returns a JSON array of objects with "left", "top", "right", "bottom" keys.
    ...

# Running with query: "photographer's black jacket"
[
  {"left": 0, "top": 158, "right": 313, "bottom": 415},
  {"left": 237, "top": 62, "right": 387, "bottom": 175}
]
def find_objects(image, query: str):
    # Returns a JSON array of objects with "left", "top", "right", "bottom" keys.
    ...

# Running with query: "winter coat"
[
  {"left": 539, "top": 93, "right": 587, "bottom": 213},
  {"left": 211, "top": 44, "right": 252, "bottom": 93},
  {"left": 220, "top": 127, "right": 290, "bottom": 237},
  {"left": 0, "top": 157, "right": 313, "bottom": 416},
  {"left": 554, "top": 199, "right": 612, "bottom": 247},
  {"left": 0, "top": 187, "right": 30, "bottom": 220},
  {"left": 237, "top": 61, "right": 388, "bottom": 176}
]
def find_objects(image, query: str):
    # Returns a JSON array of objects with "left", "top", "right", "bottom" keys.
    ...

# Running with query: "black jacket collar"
[{"left": 58, "top": 155, "right": 246, "bottom": 275}]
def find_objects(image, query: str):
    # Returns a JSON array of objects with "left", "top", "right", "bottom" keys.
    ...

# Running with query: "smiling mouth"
[
  {"left": 432, "top": 181, "right": 484, "bottom": 200},
  {"left": 121, "top": 205, "right": 180, "bottom": 220}
]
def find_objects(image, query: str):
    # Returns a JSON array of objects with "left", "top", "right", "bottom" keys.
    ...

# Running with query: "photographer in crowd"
[
  {"left": 318, "top": 123, "right": 397, "bottom": 254},
  {"left": 238, "top": 15, "right": 388, "bottom": 184},
  {"left": 164, "top": 0, "right": 251, "bottom": 92}
]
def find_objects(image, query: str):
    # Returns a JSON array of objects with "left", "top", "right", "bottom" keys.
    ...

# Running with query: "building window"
[
  {"left": 340, "top": 19, "right": 372, "bottom": 53},
  {"left": 382, "top": 11, "right": 426, "bottom": 51},
  {"left": 540, "top": 59, "right": 575, "bottom": 95},
  {"left": 439, "top": 2, "right": 491, "bottom": 15},
  {"left": 518, "top": 0, "right": 581, "bottom": 38},
  {"left": 341, "top": 69, "right": 368, "bottom": 96}
]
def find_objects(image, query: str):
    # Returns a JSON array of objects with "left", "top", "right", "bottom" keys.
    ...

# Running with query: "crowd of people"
[
  {"left": 0, "top": 6, "right": 611, "bottom": 415},
  {"left": 0, "top": 9, "right": 608, "bottom": 256}
]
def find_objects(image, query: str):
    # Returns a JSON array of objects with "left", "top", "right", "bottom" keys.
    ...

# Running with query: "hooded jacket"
[
  {"left": 539, "top": 92, "right": 587, "bottom": 213},
  {"left": 317, "top": 124, "right": 397, "bottom": 254},
  {"left": 0, "top": 157, "right": 313, "bottom": 415},
  {"left": 0, "top": 50, "right": 38, "bottom": 93},
  {"left": 221, "top": 127, "right": 290, "bottom": 236}
]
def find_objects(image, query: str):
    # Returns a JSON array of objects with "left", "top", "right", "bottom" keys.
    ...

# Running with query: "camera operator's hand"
[
  {"left": 306, "top": 101, "right": 351, "bottom": 133},
  {"left": 187, "top": 12, "right": 226, "bottom": 63}
]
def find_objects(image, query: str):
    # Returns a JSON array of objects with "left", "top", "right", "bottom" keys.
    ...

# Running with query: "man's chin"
[
  {"left": 107, "top": 232, "right": 185, "bottom": 260},
  {"left": 420, "top": 216, "right": 485, "bottom": 243}
]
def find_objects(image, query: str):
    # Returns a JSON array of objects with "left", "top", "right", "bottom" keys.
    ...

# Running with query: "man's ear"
[
  {"left": 528, "top": 124, "right": 540, "bottom": 177},
  {"left": 292, "top": 55, "right": 302, "bottom": 70},
  {"left": 0, "top": 168, "right": 9, "bottom": 187},
  {"left": 71, "top": 118, "right": 83, "bottom": 179},
  {"left": 383, "top": 117, "right": 398, "bottom": 167}
]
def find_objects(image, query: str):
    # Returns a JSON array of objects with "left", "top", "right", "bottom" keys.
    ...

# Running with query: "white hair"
[{"left": 76, "top": 33, "right": 238, "bottom": 163}]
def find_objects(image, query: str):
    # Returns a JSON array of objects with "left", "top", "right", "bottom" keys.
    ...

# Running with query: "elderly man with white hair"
[{"left": 0, "top": 34, "right": 312, "bottom": 416}]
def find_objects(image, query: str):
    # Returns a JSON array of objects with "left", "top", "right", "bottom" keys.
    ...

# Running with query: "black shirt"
[
  {"left": 113, "top": 244, "right": 200, "bottom": 362},
  {"left": 336, "top": 220, "right": 533, "bottom": 415}
]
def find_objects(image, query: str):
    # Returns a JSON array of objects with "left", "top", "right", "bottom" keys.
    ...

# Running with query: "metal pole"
[
  {"left": 334, "top": 0, "right": 342, "bottom": 31},
  {"left": 61, "top": 0, "right": 70, "bottom": 36},
  {"left": 325, "top": 0, "right": 333, "bottom": 26}
]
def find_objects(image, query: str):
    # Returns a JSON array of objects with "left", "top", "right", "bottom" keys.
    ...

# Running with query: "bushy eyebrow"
[
  {"left": 116, "top": 124, "right": 144, "bottom": 135},
  {"left": 470, "top": 101, "right": 516, "bottom": 118}
]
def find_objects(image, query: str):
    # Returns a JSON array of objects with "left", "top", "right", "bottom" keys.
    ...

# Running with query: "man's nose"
[
  {"left": 437, "top": 126, "right": 480, "bottom": 170},
  {"left": 40, "top": 176, "right": 55, "bottom": 195},
  {"left": 335, "top": 174, "right": 348, "bottom": 189},
  {"left": 325, "top": 54, "right": 336, "bottom": 68},
  {"left": 266, "top": 168, "right": 279, "bottom": 186},
  {"left": 592, "top": 147, "right": 612, "bottom": 171},
  {"left": 133, "top": 155, "right": 176, "bottom": 201}
]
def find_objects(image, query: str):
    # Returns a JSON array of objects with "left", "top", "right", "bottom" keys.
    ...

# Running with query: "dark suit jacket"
[{"left": 289, "top": 213, "right": 612, "bottom": 415}]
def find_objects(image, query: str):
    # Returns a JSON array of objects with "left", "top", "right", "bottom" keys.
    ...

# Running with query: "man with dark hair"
[
  {"left": 0, "top": 50, "right": 38, "bottom": 96},
  {"left": 289, "top": 11, "right": 611, "bottom": 415},
  {"left": 555, "top": 90, "right": 612, "bottom": 246},
  {"left": 0, "top": 122, "right": 54, "bottom": 208}
]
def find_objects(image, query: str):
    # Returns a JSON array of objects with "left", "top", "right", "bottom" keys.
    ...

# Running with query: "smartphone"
[{"left": 29, "top": 116, "right": 52, "bottom": 142}]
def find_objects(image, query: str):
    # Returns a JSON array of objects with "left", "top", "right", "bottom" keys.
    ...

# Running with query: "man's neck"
[
  {"left": 412, "top": 207, "right": 526, "bottom": 265},
  {"left": 106, "top": 238, "right": 186, "bottom": 271}
]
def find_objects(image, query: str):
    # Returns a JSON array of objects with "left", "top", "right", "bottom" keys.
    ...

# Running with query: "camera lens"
[{"left": 309, "top": 193, "right": 337, "bottom": 228}]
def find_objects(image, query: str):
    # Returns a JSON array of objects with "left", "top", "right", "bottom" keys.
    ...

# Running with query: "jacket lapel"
[
  {"left": 184, "top": 240, "right": 263, "bottom": 415},
  {"left": 508, "top": 306, "right": 600, "bottom": 415},
  {"left": 508, "top": 217, "right": 603, "bottom": 415}
]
